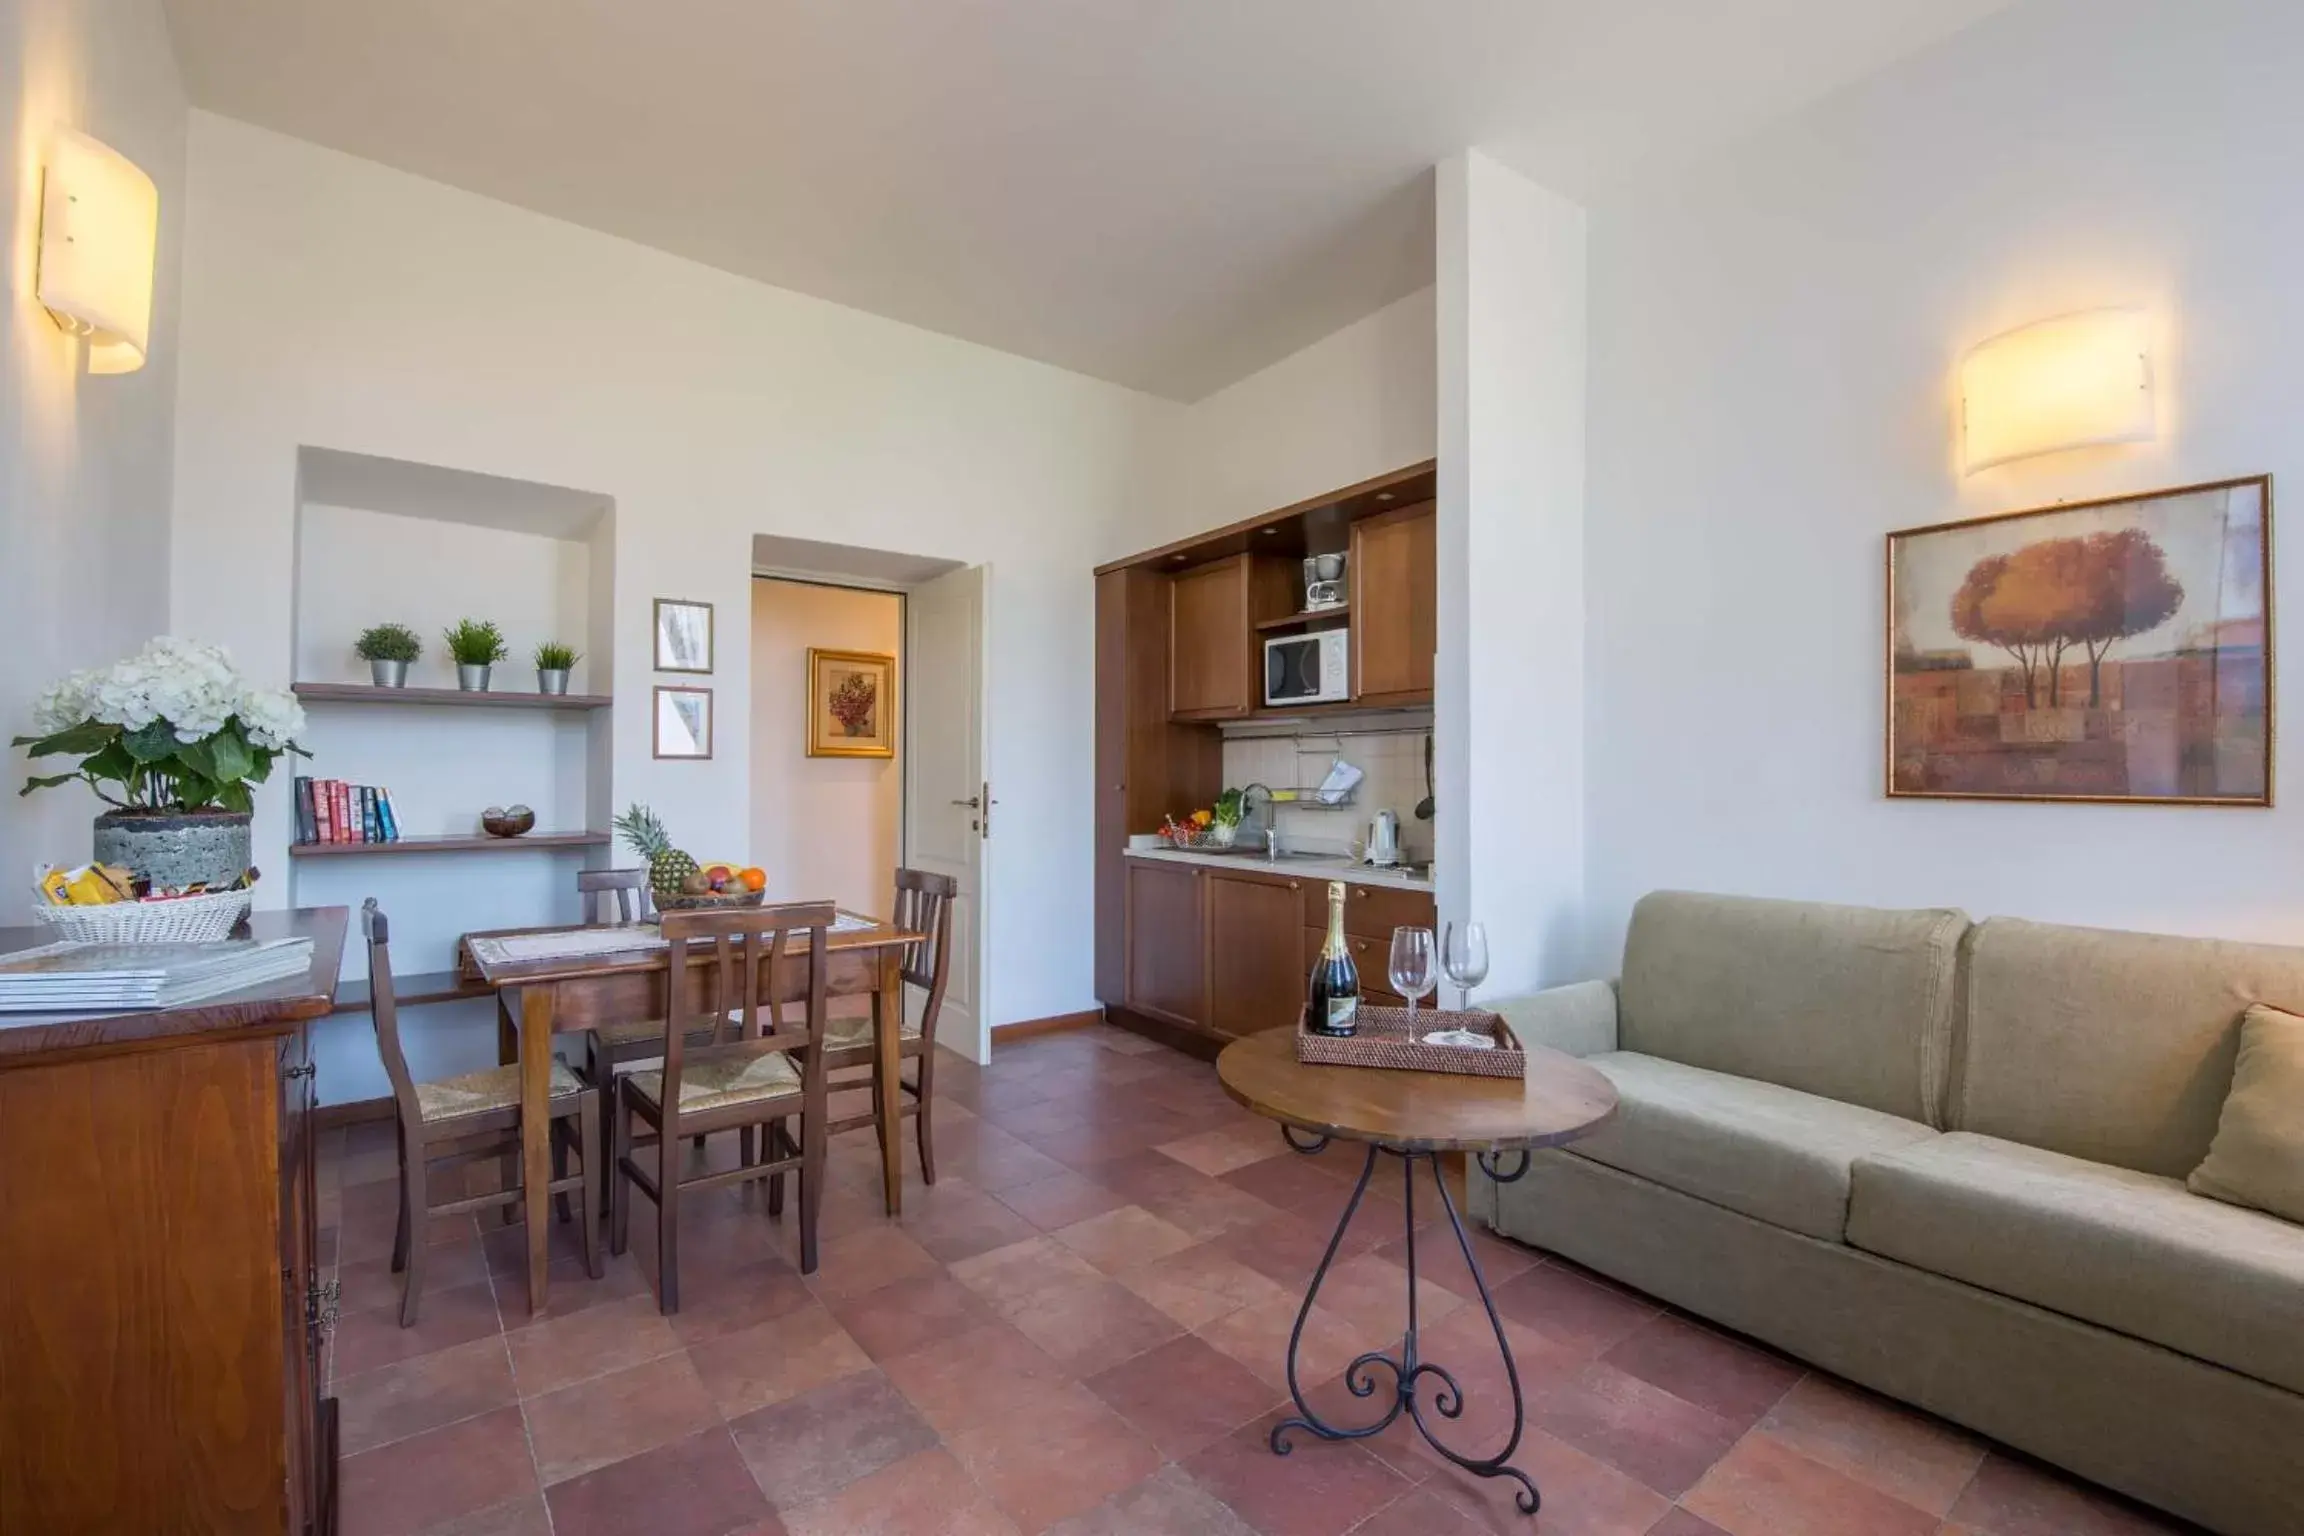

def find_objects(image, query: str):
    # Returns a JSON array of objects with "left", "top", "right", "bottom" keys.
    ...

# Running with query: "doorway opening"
[{"left": 750, "top": 534, "right": 990, "bottom": 1063}]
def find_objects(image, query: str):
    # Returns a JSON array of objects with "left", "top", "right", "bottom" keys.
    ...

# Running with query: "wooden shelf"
[
  {"left": 293, "top": 682, "right": 612, "bottom": 711},
  {"left": 290, "top": 832, "right": 610, "bottom": 859},
  {"left": 1254, "top": 605, "right": 1350, "bottom": 631},
  {"left": 330, "top": 969, "right": 494, "bottom": 1014}
]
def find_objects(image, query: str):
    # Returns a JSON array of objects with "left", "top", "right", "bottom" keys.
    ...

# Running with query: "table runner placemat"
[{"left": 468, "top": 911, "right": 879, "bottom": 968}]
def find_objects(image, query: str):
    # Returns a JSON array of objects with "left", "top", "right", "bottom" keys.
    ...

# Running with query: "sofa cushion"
[
  {"left": 1848, "top": 1132, "right": 2304, "bottom": 1396},
  {"left": 1955, "top": 918, "right": 2304, "bottom": 1178},
  {"left": 1569, "top": 1052, "right": 1938, "bottom": 1241},
  {"left": 2189, "top": 1004, "right": 2304, "bottom": 1225},
  {"left": 1619, "top": 891, "right": 1967, "bottom": 1124}
]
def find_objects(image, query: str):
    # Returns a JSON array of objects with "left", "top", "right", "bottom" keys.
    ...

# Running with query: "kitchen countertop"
[{"left": 1123, "top": 845, "right": 1435, "bottom": 894}]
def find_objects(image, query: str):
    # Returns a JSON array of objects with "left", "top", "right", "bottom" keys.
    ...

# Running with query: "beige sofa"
[{"left": 1470, "top": 890, "right": 2304, "bottom": 1536}]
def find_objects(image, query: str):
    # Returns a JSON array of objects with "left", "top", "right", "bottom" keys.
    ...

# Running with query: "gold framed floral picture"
[{"left": 807, "top": 648, "right": 895, "bottom": 758}]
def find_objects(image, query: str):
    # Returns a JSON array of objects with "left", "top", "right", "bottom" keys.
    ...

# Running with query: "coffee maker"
[{"left": 1303, "top": 553, "right": 1347, "bottom": 611}]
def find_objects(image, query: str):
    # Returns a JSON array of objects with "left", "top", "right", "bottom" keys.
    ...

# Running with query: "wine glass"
[
  {"left": 1388, "top": 926, "right": 1437, "bottom": 1022},
  {"left": 1443, "top": 920, "right": 1489, "bottom": 1010}
]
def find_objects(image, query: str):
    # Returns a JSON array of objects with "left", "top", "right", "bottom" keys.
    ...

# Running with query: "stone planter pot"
[
  {"left": 456, "top": 663, "right": 492, "bottom": 692},
  {"left": 369, "top": 658, "right": 411, "bottom": 688},
  {"left": 536, "top": 668, "right": 570, "bottom": 695},
  {"left": 93, "top": 810, "right": 252, "bottom": 891}
]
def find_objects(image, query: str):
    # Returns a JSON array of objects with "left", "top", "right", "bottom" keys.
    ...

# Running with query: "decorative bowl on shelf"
[
  {"left": 653, "top": 888, "right": 768, "bottom": 912},
  {"left": 481, "top": 805, "right": 536, "bottom": 838}
]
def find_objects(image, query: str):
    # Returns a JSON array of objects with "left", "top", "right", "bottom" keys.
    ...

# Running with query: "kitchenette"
[{"left": 1094, "top": 461, "right": 1437, "bottom": 1056}]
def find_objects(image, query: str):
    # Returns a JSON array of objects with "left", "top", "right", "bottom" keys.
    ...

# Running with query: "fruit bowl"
[
  {"left": 653, "top": 888, "right": 768, "bottom": 912},
  {"left": 481, "top": 804, "right": 536, "bottom": 838}
]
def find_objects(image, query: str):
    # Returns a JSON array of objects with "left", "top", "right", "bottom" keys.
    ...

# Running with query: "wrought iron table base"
[{"left": 1269, "top": 1127, "right": 1541, "bottom": 1516}]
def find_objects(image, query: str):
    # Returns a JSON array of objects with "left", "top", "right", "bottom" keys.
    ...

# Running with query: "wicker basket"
[
  {"left": 651, "top": 888, "right": 768, "bottom": 913},
  {"left": 29, "top": 888, "right": 253, "bottom": 945},
  {"left": 1296, "top": 1005, "right": 1526, "bottom": 1080}
]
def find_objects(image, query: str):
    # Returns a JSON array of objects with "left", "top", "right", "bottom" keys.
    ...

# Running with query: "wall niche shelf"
[
  {"left": 290, "top": 831, "right": 611, "bottom": 859},
  {"left": 294, "top": 681, "right": 612, "bottom": 711}
]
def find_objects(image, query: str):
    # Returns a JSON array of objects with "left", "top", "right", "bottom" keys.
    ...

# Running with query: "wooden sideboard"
[{"left": 0, "top": 906, "right": 347, "bottom": 1535}]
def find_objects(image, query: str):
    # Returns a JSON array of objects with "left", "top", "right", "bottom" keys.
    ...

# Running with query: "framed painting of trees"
[{"left": 1888, "top": 477, "right": 2271, "bottom": 804}]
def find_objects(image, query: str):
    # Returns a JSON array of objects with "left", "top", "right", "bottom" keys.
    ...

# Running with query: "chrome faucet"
[{"left": 1239, "top": 783, "right": 1279, "bottom": 861}]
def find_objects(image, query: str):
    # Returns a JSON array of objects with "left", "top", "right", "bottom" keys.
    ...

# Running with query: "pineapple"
[{"left": 615, "top": 803, "right": 699, "bottom": 899}]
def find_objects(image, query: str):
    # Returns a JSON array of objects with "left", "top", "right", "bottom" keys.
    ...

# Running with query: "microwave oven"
[{"left": 1264, "top": 629, "right": 1349, "bottom": 706}]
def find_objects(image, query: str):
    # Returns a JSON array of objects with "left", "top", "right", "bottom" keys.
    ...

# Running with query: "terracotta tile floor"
[{"left": 316, "top": 1024, "right": 2203, "bottom": 1536}]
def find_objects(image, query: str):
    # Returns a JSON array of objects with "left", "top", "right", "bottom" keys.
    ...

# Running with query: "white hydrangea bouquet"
[{"left": 14, "top": 636, "right": 309, "bottom": 813}]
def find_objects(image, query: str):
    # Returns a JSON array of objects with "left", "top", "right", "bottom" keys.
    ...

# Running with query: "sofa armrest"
[{"left": 1488, "top": 980, "right": 1620, "bottom": 1059}]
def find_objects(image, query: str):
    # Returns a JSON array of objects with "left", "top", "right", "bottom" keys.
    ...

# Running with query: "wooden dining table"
[{"left": 459, "top": 912, "right": 924, "bottom": 1312}]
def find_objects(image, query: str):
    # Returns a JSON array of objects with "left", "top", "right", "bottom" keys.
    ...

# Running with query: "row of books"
[{"left": 294, "top": 777, "right": 404, "bottom": 845}]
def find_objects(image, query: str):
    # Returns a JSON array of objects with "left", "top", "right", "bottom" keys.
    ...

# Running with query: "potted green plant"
[
  {"left": 13, "top": 637, "right": 309, "bottom": 888},
  {"left": 354, "top": 622, "right": 422, "bottom": 687},
  {"left": 533, "top": 640, "right": 580, "bottom": 696},
  {"left": 442, "top": 618, "right": 508, "bottom": 691}
]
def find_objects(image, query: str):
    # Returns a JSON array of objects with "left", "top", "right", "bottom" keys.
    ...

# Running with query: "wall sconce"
[
  {"left": 1958, "top": 308, "right": 2154, "bottom": 474},
  {"left": 36, "top": 126, "right": 158, "bottom": 375}
]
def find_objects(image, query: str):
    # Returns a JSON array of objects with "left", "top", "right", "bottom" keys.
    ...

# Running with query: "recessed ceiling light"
[
  {"left": 1376, "top": 492, "right": 1395, "bottom": 501},
  {"left": 1170, "top": 554, "right": 1185, "bottom": 561},
  {"left": 1260, "top": 527, "right": 1277, "bottom": 535}
]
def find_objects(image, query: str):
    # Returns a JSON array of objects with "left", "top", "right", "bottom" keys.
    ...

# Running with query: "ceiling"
[{"left": 163, "top": 1, "right": 2012, "bottom": 400}]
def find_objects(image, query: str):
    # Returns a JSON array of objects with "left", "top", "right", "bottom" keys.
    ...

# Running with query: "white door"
[{"left": 903, "top": 565, "right": 988, "bottom": 1062}]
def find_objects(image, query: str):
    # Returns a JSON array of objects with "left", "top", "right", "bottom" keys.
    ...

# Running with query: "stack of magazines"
[{"left": 0, "top": 938, "right": 314, "bottom": 1012}]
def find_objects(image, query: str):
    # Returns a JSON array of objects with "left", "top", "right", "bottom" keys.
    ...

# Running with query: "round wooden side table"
[{"left": 1215, "top": 1026, "right": 1618, "bottom": 1517}]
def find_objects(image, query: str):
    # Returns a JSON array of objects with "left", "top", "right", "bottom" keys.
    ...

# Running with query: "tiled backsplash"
[{"left": 1219, "top": 728, "right": 1435, "bottom": 861}]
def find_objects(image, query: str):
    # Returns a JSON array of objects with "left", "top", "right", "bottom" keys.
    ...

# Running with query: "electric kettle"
[{"left": 1365, "top": 809, "right": 1401, "bottom": 867}]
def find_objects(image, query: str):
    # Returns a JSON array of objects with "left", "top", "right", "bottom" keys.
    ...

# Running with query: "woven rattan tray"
[{"left": 1295, "top": 1005, "right": 1525, "bottom": 1080}]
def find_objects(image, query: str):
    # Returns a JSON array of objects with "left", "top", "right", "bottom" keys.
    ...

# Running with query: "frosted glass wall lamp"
[
  {"left": 35, "top": 126, "right": 158, "bottom": 375},
  {"left": 1958, "top": 308, "right": 2154, "bottom": 474}
]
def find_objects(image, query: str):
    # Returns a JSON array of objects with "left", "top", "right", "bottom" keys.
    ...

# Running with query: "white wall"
[
  {"left": 750, "top": 579, "right": 902, "bottom": 915},
  {"left": 1583, "top": 0, "right": 2304, "bottom": 968},
  {"left": 1436, "top": 153, "right": 1588, "bottom": 994},
  {"left": 170, "top": 113, "right": 1178, "bottom": 1030},
  {"left": 1135, "top": 286, "right": 1437, "bottom": 556},
  {"left": 0, "top": 0, "right": 185, "bottom": 919}
]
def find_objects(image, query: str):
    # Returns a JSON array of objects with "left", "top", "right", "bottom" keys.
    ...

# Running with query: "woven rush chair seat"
[
  {"left": 594, "top": 1016, "right": 724, "bottom": 1048},
  {"left": 824, "top": 1012, "right": 922, "bottom": 1050},
  {"left": 627, "top": 1050, "right": 801, "bottom": 1114},
  {"left": 417, "top": 1054, "right": 586, "bottom": 1122}
]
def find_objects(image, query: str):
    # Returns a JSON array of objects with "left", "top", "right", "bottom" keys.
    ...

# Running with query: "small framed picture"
[
  {"left": 807, "top": 648, "right": 896, "bottom": 758},
  {"left": 653, "top": 598, "right": 714, "bottom": 674},
  {"left": 653, "top": 685, "right": 713, "bottom": 760}
]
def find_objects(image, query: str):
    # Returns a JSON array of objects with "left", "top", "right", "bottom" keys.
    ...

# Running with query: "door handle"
[{"left": 950, "top": 796, "right": 980, "bottom": 808}]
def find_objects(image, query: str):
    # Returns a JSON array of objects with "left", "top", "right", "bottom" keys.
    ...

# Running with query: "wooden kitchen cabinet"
[
  {"left": 1350, "top": 502, "right": 1436, "bottom": 706},
  {"left": 1097, "top": 568, "right": 1223, "bottom": 1004},
  {"left": 1204, "top": 868, "right": 1310, "bottom": 1039},
  {"left": 1124, "top": 858, "right": 1207, "bottom": 1030},
  {"left": 1170, "top": 554, "right": 1294, "bottom": 720}
]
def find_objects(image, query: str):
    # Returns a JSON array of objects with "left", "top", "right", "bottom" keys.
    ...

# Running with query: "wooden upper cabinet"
[
  {"left": 1170, "top": 557, "right": 1254, "bottom": 719},
  {"left": 1350, "top": 502, "right": 1436, "bottom": 706},
  {"left": 1204, "top": 869, "right": 1309, "bottom": 1040},
  {"left": 1170, "top": 554, "right": 1294, "bottom": 720}
]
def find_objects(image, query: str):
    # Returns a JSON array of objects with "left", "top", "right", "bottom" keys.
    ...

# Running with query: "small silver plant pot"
[
  {"left": 537, "top": 668, "right": 570, "bottom": 696},
  {"left": 456, "top": 663, "right": 492, "bottom": 692},
  {"left": 368, "top": 658, "right": 411, "bottom": 688}
]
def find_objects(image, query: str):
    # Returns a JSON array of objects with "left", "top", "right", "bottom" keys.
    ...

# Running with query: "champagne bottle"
[{"left": 1304, "top": 881, "right": 1361, "bottom": 1037}]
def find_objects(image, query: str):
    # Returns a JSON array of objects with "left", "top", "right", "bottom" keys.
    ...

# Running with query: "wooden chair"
[
  {"left": 362, "top": 899, "right": 600, "bottom": 1326},
  {"left": 610, "top": 902, "right": 834, "bottom": 1313},
  {"left": 818, "top": 869, "right": 956, "bottom": 1187},
  {"left": 577, "top": 867, "right": 651, "bottom": 925}
]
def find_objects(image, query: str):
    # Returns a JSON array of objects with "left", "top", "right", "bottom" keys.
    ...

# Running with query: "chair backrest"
[
  {"left": 892, "top": 868, "right": 958, "bottom": 1044},
  {"left": 359, "top": 898, "right": 424, "bottom": 1128},
  {"left": 656, "top": 901, "right": 835, "bottom": 1123},
  {"left": 577, "top": 867, "right": 650, "bottom": 925}
]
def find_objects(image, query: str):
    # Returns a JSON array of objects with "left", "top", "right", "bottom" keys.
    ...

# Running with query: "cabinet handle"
[{"left": 1288, "top": 881, "right": 1300, "bottom": 891}]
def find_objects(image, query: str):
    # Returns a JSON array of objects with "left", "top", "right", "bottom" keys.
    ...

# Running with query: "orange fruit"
[{"left": 740, "top": 867, "right": 766, "bottom": 892}]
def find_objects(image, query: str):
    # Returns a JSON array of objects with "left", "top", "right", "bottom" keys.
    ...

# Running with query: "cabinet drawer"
[{"left": 1302, "top": 880, "right": 1435, "bottom": 940}]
